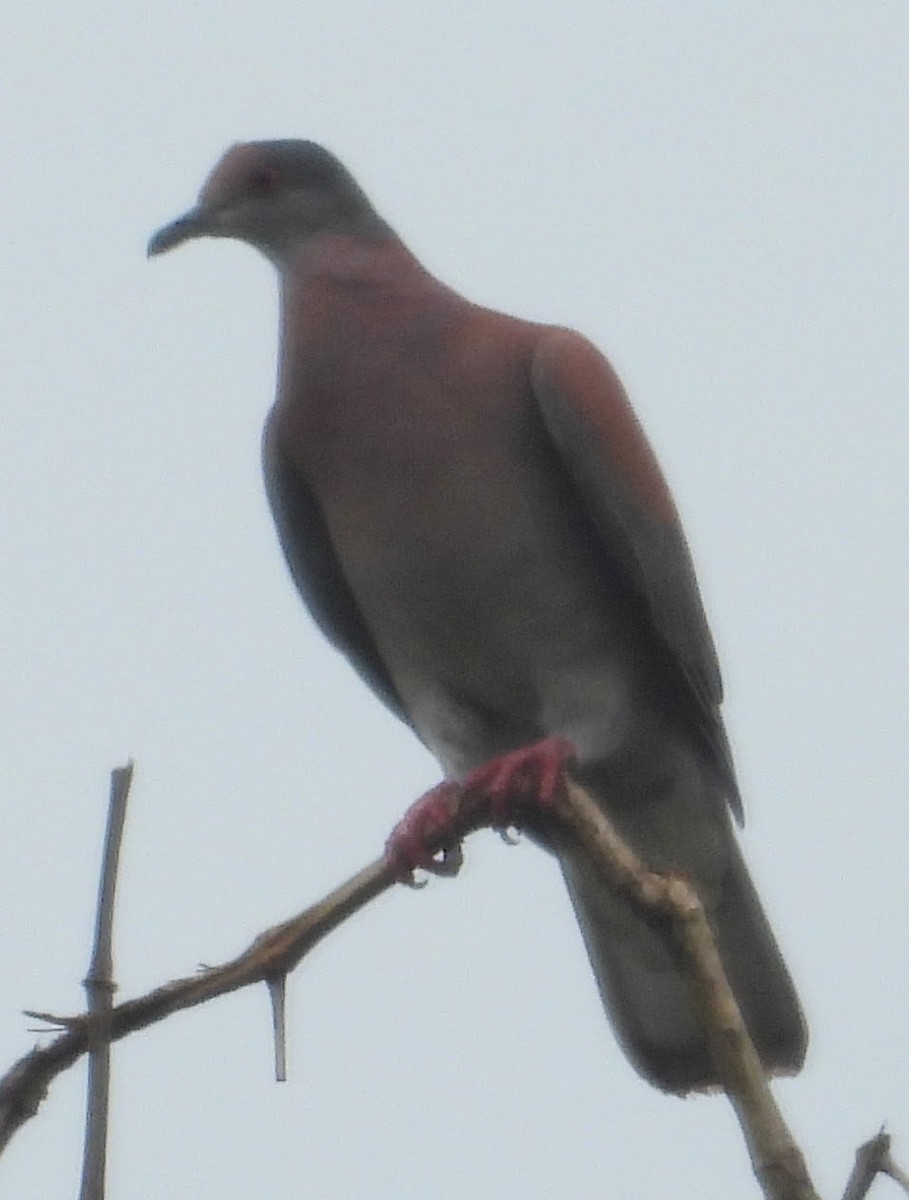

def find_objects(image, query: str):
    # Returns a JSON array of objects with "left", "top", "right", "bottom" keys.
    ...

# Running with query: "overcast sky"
[{"left": 2, "top": 4, "right": 907, "bottom": 1198}]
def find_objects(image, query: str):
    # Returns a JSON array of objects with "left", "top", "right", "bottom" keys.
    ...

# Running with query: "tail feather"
[{"left": 560, "top": 765, "right": 807, "bottom": 1093}]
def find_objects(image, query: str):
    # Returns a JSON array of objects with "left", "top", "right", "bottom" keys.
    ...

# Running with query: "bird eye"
[{"left": 248, "top": 166, "right": 279, "bottom": 194}]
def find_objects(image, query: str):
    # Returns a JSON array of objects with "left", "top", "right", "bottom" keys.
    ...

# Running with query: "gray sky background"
[{"left": 2, "top": 4, "right": 907, "bottom": 1197}]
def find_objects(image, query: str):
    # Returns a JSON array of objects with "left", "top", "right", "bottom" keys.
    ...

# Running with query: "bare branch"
[
  {"left": 0, "top": 766, "right": 835, "bottom": 1200},
  {"left": 558, "top": 779, "right": 819, "bottom": 1200},
  {"left": 0, "top": 856, "right": 395, "bottom": 1154}
]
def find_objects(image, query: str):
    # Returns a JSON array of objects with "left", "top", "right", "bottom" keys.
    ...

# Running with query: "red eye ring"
[{"left": 249, "top": 166, "right": 279, "bottom": 194}]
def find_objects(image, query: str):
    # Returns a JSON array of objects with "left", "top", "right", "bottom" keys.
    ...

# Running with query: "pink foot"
[
  {"left": 463, "top": 736, "right": 577, "bottom": 828},
  {"left": 384, "top": 737, "right": 577, "bottom": 885},
  {"left": 385, "top": 781, "right": 465, "bottom": 883}
]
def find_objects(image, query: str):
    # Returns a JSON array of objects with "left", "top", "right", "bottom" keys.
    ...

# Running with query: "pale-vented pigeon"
[{"left": 148, "top": 140, "right": 806, "bottom": 1092}]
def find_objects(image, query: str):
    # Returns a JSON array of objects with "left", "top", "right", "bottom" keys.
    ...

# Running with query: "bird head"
[{"left": 148, "top": 140, "right": 385, "bottom": 267}]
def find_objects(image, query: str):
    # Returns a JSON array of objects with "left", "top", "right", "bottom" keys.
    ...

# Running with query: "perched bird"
[{"left": 148, "top": 140, "right": 806, "bottom": 1092}]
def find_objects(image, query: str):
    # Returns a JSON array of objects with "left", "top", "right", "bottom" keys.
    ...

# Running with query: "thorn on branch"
[{"left": 266, "top": 975, "right": 288, "bottom": 1083}]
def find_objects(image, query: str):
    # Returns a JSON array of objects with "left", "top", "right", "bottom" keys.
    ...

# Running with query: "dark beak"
[{"left": 147, "top": 207, "right": 211, "bottom": 257}]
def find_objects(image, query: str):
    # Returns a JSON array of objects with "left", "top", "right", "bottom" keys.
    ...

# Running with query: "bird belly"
[{"left": 335, "top": 505, "right": 644, "bottom": 780}]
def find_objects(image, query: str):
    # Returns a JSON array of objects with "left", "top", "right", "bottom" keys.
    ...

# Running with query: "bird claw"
[
  {"left": 431, "top": 841, "right": 464, "bottom": 877},
  {"left": 385, "top": 739, "right": 575, "bottom": 884},
  {"left": 401, "top": 870, "right": 430, "bottom": 890},
  {"left": 385, "top": 782, "right": 465, "bottom": 884}
]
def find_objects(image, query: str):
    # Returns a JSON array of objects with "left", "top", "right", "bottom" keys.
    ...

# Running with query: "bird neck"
[
  {"left": 278, "top": 233, "right": 456, "bottom": 343},
  {"left": 280, "top": 230, "right": 427, "bottom": 288}
]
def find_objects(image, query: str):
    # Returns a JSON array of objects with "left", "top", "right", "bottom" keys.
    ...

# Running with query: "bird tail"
[{"left": 558, "top": 767, "right": 807, "bottom": 1093}]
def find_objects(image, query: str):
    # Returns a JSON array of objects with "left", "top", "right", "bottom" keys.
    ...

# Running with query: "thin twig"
[
  {"left": 78, "top": 762, "right": 133, "bottom": 1200},
  {"left": 842, "top": 1131, "right": 909, "bottom": 1200},
  {"left": 885, "top": 1151, "right": 909, "bottom": 1194}
]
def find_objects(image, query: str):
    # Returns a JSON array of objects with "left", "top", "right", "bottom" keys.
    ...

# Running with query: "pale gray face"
[{"left": 148, "top": 140, "right": 385, "bottom": 266}]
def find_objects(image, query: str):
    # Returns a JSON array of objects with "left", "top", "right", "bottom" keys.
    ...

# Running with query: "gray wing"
[
  {"left": 262, "top": 421, "right": 409, "bottom": 724},
  {"left": 531, "top": 329, "right": 742, "bottom": 819}
]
